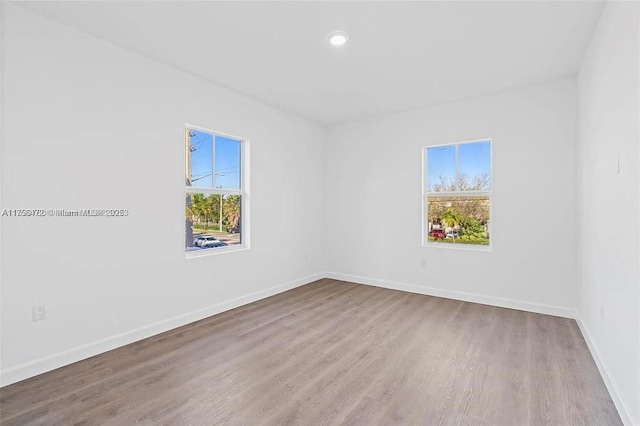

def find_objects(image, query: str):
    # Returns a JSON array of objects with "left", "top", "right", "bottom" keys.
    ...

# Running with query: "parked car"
[
  {"left": 194, "top": 235, "right": 227, "bottom": 248},
  {"left": 446, "top": 231, "right": 459, "bottom": 238},
  {"left": 430, "top": 229, "right": 445, "bottom": 238},
  {"left": 226, "top": 225, "right": 240, "bottom": 234},
  {"left": 193, "top": 235, "right": 210, "bottom": 247},
  {"left": 203, "top": 240, "right": 228, "bottom": 248}
]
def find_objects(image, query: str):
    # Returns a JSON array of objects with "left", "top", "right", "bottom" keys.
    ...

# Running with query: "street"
[{"left": 193, "top": 230, "right": 240, "bottom": 246}]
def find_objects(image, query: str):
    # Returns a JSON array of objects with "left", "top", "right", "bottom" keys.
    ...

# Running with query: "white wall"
[
  {"left": 2, "top": 8, "right": 638, "bottom": 424},
  {"left": 0, "top": 4, "right": 326, "bottom": 385},
  {"left": 577, "top": 2, "right": 640, "bottom": 424},
  {"left": 325, "top": 79, "right": 578, "bottom": 316}
]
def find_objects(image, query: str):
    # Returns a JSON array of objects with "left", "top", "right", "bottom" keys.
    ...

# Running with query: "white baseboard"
[
  {"left": 575, "top": 318, "right": 638, "bottom": 426},
  {"left": 0, "top": 272, "right": 324, "bottom": 387},
  {"left": 325, "top": 271, "right": 637, "bottom": 425},
  {"left": 324, "top": 271, "right": 576, "bottom": 318},
  {"left": 3, "top": 271, "right": 636, "bottom": 426}
]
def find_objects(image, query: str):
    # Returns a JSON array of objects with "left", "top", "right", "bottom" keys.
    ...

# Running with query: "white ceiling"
[{"left": 20, "top": 1, "right": 604, "bottom": 126}]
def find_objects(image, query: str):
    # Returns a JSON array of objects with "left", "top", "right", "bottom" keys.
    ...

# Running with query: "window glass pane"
[
  {"left": 458, "top": 141, "right": 491, "bottom": 191},
  {"left": 188, "top": 129, "right": 214, "bottom": 188},
  {"left": 214, "top": 136, "right": 241, "bottom": 190},
  {"left": 426, "top": 196, "right": 490, "bottom": 245},
  {"left": 426, "top": 145, "right": 456, "bottom": 192},
  {"left": 186, "top": 193, "right": 242, "bottom": 251}
]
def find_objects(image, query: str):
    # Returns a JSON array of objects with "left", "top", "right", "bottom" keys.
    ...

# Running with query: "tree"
[
  {"left": 188, "top": 193, "right": 225, "bottom": 228},
  {"left": 223, "top": 195, "right": 241, "bottom": 228},
  {"left": 441, "top": 208, "right": 462, "bottom": 233},
  {"left": 428, "top": 172, "right": 491, "bottom": 192},
  {"left": 459, "top": 217, "right": 485, "bottom": 238},
  {"left": 190, "top": 193, "right": 205, "bottom": 224},
  {"left": 458, "top": 172, "right": 491, "bottom": 191},
  {"left": 203, "top": 194, "right": 219, "bottom": 225},
  {"left": 427, "top": 172, "right": 490, "bottom": 230}
]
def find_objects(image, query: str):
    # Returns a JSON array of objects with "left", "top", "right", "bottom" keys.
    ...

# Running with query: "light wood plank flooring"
[{"left": 0, "top": 279, "right": 621, "bottom": 425}]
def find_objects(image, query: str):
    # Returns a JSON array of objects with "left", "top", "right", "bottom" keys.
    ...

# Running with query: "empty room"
[{"left": 0, "top": 1, "right": 639, "bottom": 425}]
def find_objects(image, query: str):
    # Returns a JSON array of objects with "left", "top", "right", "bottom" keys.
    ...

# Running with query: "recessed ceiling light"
[{"left": 328, "top": 31, "right": 348, "bottom": 46}]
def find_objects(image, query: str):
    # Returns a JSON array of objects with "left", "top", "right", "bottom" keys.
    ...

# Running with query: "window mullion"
[
  {"left": 212, "top": 135, "right": 217, "bottom": 188},
  {"left": 455, "top": 143, "right": 459, "bottom": 190}
]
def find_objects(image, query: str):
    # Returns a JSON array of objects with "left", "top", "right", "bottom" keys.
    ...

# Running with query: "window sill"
[
  {"left": 185, "top": 244, "right": 249, "bottom": 259},
  {"left": 422, "top": 242, "right": 492, "bottom": 252}
]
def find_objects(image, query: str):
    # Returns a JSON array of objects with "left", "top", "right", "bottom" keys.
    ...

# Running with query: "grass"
[
  {"left": 427, "top": 236, "right": 490, "bottom": 245},
  {"left": 193, "top": 223, "right": 222, "bottom": 231}
]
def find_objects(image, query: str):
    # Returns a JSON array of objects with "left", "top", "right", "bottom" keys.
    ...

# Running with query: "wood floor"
[{"left": 0, "top": 279, "right": 621, "bottom": 425}]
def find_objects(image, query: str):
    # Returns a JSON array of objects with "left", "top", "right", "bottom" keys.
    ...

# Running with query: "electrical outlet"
[
  {"left": 33, "top": 305, "right": 46, "bottom": 321},
  {"left": 420, "top": 259, "right": 427, "bottom": 268},
  {"left": 600, "top": 304, "right": 605, "bottom": 321}
]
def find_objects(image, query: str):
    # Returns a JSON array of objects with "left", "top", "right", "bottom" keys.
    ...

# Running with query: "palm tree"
[
  {"left": 185, "top": 194, "right": 194, "bottom": 248},
  {"left": 203, "top": 194, "right": 218, "bottom": 226},
  {"left": 441, "top": 207, "right": 461, "bottom": 241},
  {"left": 224, "top": 195, "right": 241, "bottom": 229},
  {"left": 190, "top": 193, "right": 205, "bottom": 224}
]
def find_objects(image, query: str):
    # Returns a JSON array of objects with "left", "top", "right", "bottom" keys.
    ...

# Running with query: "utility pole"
[
  {"left": 185, "top": 129, "right": 194, "bottom": 248},
  {"left": 185, "top": 129, "right": 192, "bottom": 185}
]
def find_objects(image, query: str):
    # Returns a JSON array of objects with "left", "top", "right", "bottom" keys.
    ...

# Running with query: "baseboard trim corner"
[
  {"left": 0, "top": 272, "right": 324, "bottom": 387},
  {"left": 323, "top": 271, "right": 576, "bottom": 318},
  {"left": 323, "top": 271, "right": 636, "bottom": 425},
  {"left": 575, "top": 317, "right": 638, "bottom": 426}
]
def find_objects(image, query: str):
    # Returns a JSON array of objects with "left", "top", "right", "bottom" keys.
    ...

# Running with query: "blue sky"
[
  {"left": 426, "top": 140, "right": 491, "bottom": 189},
  {"left": 189, "top": 129, "right": 241, "bottom": 190}
]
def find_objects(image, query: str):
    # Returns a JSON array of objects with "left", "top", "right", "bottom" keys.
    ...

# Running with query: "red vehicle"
[{"left": 430, "top": 229, "right": 445, "bottom": 238}]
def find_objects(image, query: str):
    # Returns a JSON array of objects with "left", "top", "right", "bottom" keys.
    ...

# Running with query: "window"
[
  {"left": 423, "top": 139, "right": 491, "bottom": 248},
  {"left": 185, "top": 126, "right": 248, "bottom": 255}
]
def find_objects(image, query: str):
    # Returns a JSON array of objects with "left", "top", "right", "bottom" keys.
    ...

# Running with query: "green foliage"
[
  {"left": 427, "top": 211, "right": 488, "bottom": 245},
  {"left": 189, "top": 193, "right": 221, "bottom": 225},
  {"left": 427, "top": 236, "right": 489, "bottom": 245},
  {"left": 223, "top": 195, "right": 241, "bottom": 228},
  {"left": 187, "top": 193, "right": 241, "bottom": 229},
  {"left": 440, "top": 208, "right": 462, "bottom": 230},
  {"left": 459, "top": 217, "right": 485, "bottom": 238},
  {"left": 427, "top": 196, "right": 489, "bottom": 225},
  {"left": 193, "top": 223, "right": 220, "bottom": 231}
]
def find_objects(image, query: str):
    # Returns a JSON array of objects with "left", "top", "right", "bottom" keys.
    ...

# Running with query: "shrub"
[
  {"left": 193, "top": 223, "right": 220, "bottom": 231},
  {"left": 428, "top": 236, "right": 489, "bottom": 245}
]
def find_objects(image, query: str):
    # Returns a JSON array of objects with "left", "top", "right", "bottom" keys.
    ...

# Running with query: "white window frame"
[
  {"left": 422, "top": 138, "right": 492, "bottom": 251},
  {"left": 185, "top": 124, "right": 250, "bottom": 258}
]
